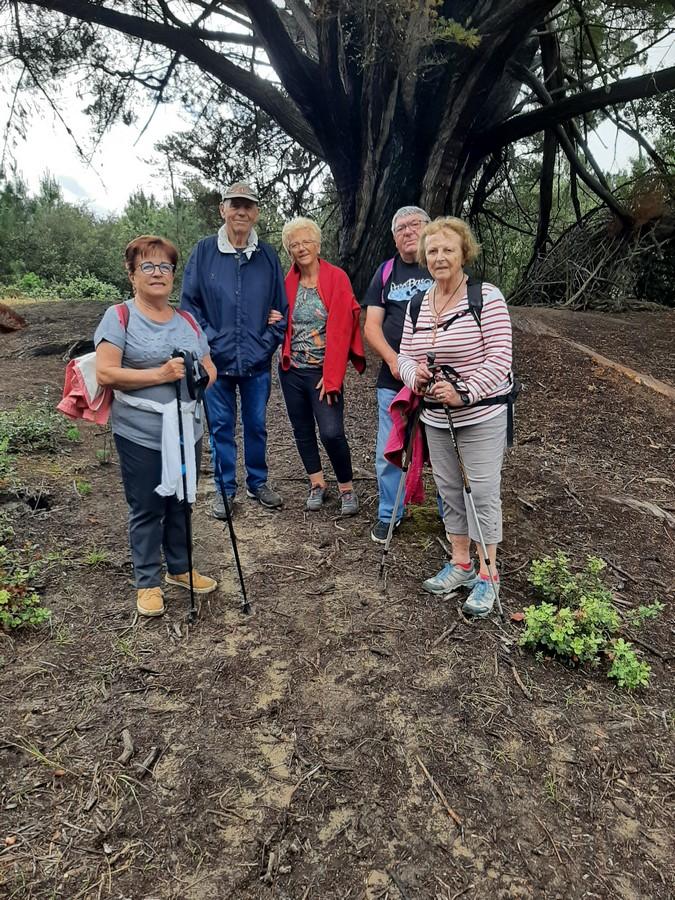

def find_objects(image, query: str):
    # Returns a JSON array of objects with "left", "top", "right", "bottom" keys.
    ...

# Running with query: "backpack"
[
  {"left": 57, "top": 302, "right": 201, "bottom": 422},
  {"left": 408, "top": 279, "right": 522, "bottom": 446}
]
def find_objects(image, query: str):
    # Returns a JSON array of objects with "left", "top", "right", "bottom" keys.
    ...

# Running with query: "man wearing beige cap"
[{"left": 181, "top": 182, "right": 288, "bottom": 517}]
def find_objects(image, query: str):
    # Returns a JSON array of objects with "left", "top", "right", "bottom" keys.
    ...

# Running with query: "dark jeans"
[
  {"left": 205, "top": 369, "right": 271, "bottom": 496},
  {"left": 115, "top": 434, "right": 202, "bottom": 589},
  {"left": 278, "top": 366, "right": 353, "bottom": 484}
]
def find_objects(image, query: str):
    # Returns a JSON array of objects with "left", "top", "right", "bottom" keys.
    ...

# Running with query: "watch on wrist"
[{"left": 458, "top": 390, "right": 471, "bottom": 406}]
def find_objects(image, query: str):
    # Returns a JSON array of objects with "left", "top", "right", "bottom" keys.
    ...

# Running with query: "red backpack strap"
[
  {"left": 115, "top": 302, "right": 130, "bottom": 331},
  {"left": 176, "top": 308, "right": 201, "bottom": 336}
]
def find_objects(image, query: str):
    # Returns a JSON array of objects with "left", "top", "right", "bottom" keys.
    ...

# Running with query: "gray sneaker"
[
  {"left": 340, "top": 489, "right": 359, "bottom": 517},
  {"left": 246, "top": 482, "right": 283, "bottom": 509},
  {"left": 212, "top": 491, "right": 234, "bottom": 520},
  {"left": 422, "top": 562, "right": 477, "bottom": 595},
  {"left": 306, "top": 484, "right": 328, "bottom": 512}
]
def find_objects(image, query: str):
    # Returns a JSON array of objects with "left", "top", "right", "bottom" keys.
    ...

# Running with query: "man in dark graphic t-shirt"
[{"left": 363, "top": 205, "right": 433, "bottom": 543}]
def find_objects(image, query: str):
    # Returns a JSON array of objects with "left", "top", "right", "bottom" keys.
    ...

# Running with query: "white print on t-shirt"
[{"left": 388, "top": 276, "right": 433, "bottom": 303}]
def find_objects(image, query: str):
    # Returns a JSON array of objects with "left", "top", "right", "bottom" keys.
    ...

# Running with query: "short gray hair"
[
  {"left": 391, "top": 205, "right": 430, "bottom": 233},
  {"left": 281, "top": 216, "right": 322, "bottom": 253}
]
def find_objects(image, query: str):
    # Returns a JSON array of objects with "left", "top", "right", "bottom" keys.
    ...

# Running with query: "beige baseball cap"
[{"left": 221, "top": 182, "right": 259, "bottom": 203}]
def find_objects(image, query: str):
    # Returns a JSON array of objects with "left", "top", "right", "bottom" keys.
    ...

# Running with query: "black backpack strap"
[
  {"left": 408, "top": 290, "right": 426, "bottom": 333},
  {"left": 467, "top": 279, "right": 483, "bottom": 327}
]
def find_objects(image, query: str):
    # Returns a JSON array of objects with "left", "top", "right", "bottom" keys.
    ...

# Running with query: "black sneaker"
[
  {"left": 212, "top": 491, "right": 235, "bottom": 520},
  {"left": 370, "top": 518, "right": 401, "bottom": 544},
  {"left": 246, "top": 482, "right": 283, "bottom": 509}
]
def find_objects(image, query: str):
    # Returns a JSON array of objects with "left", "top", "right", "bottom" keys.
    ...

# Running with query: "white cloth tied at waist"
[{"left": 114, "top": 391, "right": 198, "bottom": 503}]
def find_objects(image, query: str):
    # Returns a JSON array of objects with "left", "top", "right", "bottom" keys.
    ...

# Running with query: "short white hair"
[
  {"left": 391, "top": 205, "right": 430, "bottom": 232},
  {"left": 281, "top": 217, "right": 322, "bottom": 252}
]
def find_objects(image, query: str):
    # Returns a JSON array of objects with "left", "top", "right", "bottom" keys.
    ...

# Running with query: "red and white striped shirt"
[{"left": 398, "top": 282, "right": 513, "bottom": 429}]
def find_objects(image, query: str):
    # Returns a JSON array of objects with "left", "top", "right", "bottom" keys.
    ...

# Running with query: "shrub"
[
  {"left": 56, "top": 274, "right": 120, "bottom": 303},
  {"left": 0, "top": 402, "right": 69, "bottom": 452},
  {"left": 520, "top": 553, "right": 660, "bottom": 689},
  {"left": 0, "top": 545, "right": 51, "bottom": 631}
]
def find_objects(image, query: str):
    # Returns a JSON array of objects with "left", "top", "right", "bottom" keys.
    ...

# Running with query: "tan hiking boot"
[
  {"left": 137, "top": 587, "right": 165, "bottom": 617},
  {"left": 165, "top": 570, "right": 218, "bottom": 594}
]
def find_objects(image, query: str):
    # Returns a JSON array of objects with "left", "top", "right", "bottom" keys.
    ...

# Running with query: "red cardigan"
[{"left": 281, "top": 258, "right": 366, "bottom": 393}]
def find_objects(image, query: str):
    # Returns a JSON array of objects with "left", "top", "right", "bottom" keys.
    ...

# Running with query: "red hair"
[{"left": 125, "top": 235, "right": 178, "bottom": 272}]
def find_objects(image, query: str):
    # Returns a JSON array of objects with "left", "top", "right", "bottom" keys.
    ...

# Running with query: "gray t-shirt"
[{"left": 94, "top": 300, "right": 210, "bottom": 451}]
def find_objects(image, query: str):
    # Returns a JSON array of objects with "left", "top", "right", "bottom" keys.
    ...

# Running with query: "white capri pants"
[{"left": 425, "top": 412, "right": 507, "bottom": 545}]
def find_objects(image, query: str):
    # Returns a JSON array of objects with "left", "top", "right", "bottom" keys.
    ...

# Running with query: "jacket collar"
[{"left": 217, "top": 226, "right": 259, "bottom": 258}]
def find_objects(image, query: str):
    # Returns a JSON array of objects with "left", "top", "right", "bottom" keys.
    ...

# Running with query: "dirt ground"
[{"left": 0, "top": 301, "right": 673, "bottom": 900}]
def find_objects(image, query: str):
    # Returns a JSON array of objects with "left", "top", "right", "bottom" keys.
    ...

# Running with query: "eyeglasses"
[
  {"left": 393, "top": 219, "right": 425, "bottom": 235},
  {"left": 288, "top": 239, "right": 318, "bottom": 252},
  {"left": 137, "top": 261, "right": 175, "bottom": 275}
]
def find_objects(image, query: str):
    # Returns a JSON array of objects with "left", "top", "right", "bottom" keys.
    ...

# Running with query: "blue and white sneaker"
[
  {"left": 462, "top": 576, "right": 499, "bottom": 617},
  {"left": 422, "top": 563, "right": 477, "bottom": 595}
]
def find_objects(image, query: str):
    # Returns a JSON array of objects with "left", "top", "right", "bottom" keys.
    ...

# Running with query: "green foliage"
[
  {"left": 607, "top": 638, "right": 651, "bottom": 690},
  {"left": 65, "top": 426, "right": 81, "bottom": 442},
  {"left": 0, "top": 436, "right": 15, "bottom": 487},
  {"left": 0, "top": 402, "right": 69, "bottom": 452},
  {"left": 0, "top": 545, "right": 51, "bottom": 631},
  {"left": 626, "top": 601, "right": 666, "bottom": 627},
  {"left": 75, "top": 480, "right": 92, "bottom": 497},
  {"left": 520, "top": 553, "right": 659, "bottom": 689},
  {"left": 83, "top": 547, "right": 110, "bottom": 566}
]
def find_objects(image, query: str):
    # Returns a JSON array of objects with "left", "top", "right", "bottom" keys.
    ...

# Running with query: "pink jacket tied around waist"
[
  {"left": 383, "top": 386, "right": 427, "bottom": 505},
  {"left": 58, "top": 352, "right": 112, "bottom": 425}
]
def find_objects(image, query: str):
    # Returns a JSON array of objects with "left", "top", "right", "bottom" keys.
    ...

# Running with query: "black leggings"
[{"left": 278, "top": 366, "right": 353, "bottom": 484}]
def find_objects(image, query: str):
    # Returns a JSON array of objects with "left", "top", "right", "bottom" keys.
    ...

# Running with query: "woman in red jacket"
[{"left": 278, "top": 217, "right": 365, "bottom": 514}]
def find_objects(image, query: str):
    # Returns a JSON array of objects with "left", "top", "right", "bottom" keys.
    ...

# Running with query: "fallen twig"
[
  {"left": 117, "top": 730, "right": 134, "bottom": 765},
  {"left": 534, "top": 813, "right": 563, "bottom": 864},
  {"left": 511, "top": 665, "right": 533, "bottom": 700},
  {"left": 431, "top": 622, "right": 458, "bottom": 648},
  {"left": 135, "top": 746, "right": 161, "bottom": 778},
  {"left": 416, "top": 756, "right": 463, "bottom": 834}
]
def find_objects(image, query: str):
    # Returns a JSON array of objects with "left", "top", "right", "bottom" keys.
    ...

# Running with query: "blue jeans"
[
  {"left": 205, "top": 368, "right": 271, "bottom": 496},
  {"left": 375, "top": 387, "right": 444, "bottom": 524},
  {"left": 376, "top": 388, "right": 403, "bottom": 523}
]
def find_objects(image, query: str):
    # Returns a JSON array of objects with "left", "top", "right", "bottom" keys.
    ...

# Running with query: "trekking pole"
[
  {"left": 171, "top": 357, "right": 198, "bottom": 625},
  {"left": 200, "top": 401, "right": 251, "bottom": 615},
  {"left": 378, "top": 402, "right": 422, "bottom": 581},
  {"left": 426, "top": 351, "right": 505, "bottom": 621},
  {"left": 174, "top": 351, "right": 251, "bottom": 616}
]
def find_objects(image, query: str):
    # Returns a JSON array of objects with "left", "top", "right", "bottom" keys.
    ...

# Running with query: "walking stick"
[
  {"left": 172, "top": 368, "right": 198, "bottom": 625},
  {"left": 426, "top": 352, "right": 505, "bottom": 621},
  {"left": 200, "top": 400, "right": 251, "bottom": 615},
  {"left": 174, "top": 350, "right": 251, "bottom": 615},
  {"left": 378, "top": 400, "right": 422, "bottom": 581}
]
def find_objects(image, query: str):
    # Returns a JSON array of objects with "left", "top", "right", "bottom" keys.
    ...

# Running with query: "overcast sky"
[{"left": 2, "top": 37, "right": 673, "bottom": 217}]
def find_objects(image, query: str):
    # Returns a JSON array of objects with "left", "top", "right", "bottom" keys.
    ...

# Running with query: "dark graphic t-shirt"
[{"left": 362, "top": 256, "right": 433, "bottom": 390}]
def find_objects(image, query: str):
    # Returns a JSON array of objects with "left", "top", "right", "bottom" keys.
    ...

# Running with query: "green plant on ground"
[
  {"left": 84, "top": 547, "right": 110, "bottom": 566},
  {"left": 0, "top": 509, "right": 15, "bottom": 544},
  {"left": 65, "top": 425, "right": 81, "bottom": 442},
  {"left": 0, "top": 402, "right": 69, "bottom": 452},
  {"left": 520, "top": 553, "right": 660, "bottom": 690},
  {"left": 0, "top": 545, "right": 51, "bottom": 631},
  {"left": 0, "top": 436, "right": 15, "bottom": 487},
  {"left": 75, "top": 480, "right": 92, "bottom": 497},
  {"left": 96, "top": 447, "right": 111, "bottom": 465},
  {"left": 626, "top": 601, "right": 665, "bottom": 628}
]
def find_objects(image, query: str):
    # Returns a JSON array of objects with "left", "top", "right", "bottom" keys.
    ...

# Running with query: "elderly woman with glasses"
[
  {"left": 94, "top": 235, "right": 218, "bottom": 618},
  {"left": 397, "top": 217, "right": 513, "bottom": 618},
  {"left": 274, "top": 217, "right": 365, "bottom": 515}
]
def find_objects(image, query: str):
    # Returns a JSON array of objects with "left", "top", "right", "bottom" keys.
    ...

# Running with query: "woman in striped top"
[{"left": 398, "top": 217, "right": 513, "bottom": 617}]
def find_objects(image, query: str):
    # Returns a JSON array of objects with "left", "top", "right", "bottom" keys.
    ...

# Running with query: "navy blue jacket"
[{"left": 180, "top": 235, "right": 288, "bottom": 376}]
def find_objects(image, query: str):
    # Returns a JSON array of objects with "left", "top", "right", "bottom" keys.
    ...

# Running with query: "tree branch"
[
  {"left": 21, "top": 0, "right": 323, "bottom": 156},
  {"left": 480, "top": 64, "right": 675, "bottom": 153}
]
